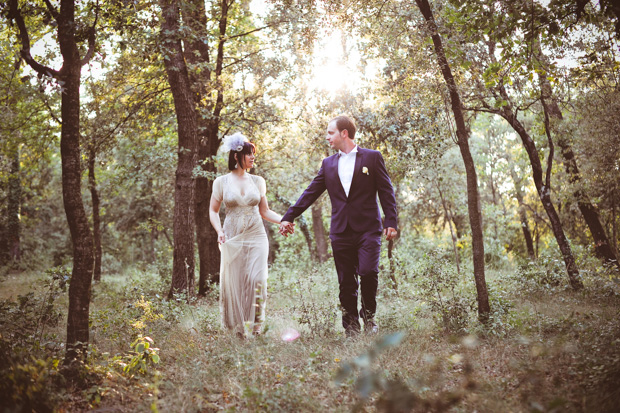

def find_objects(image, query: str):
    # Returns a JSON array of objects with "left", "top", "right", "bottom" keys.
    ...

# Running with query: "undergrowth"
[{"left": 1, "top": 250, "right": 619, "bottom": 412}]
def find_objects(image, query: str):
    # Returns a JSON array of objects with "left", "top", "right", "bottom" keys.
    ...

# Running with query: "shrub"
[{"left": 414, "top": 251, "right": 473, "bottom": 333}]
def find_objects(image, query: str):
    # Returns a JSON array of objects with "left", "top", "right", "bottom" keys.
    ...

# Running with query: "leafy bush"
[
  {"left": 292, "top": 275, "right": 340, "bottom": 338},
  {"left": 0, "top": 357, "right": 64, "bottom": 412},
  {"left": 121, "top": 335, "right": 161, "bottom": 377},
  {"left": 414, "top": 251, "right": 473, "bottom": 333},
  {"left": 514, "top": 252, "right": 566, "bottom": 289},
  {"left": 0, "top": 267, "right": 69, "bottom": 412}
]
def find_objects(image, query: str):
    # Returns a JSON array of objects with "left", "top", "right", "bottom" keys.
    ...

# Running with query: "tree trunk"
[
  {"left": 264, "top": 220, "right": 278, "bottom": 264},
  {"left": 58, "top": 9, "right": 95, "bottom": 363},
  {"left": 161, "top": 0, "right": 198, "bottom": 299},
  {"left": 539, "top": 75, "right": 619, "bottom": 271},
  {"left": 311, "top": 203, "right": 329, "bottom": 263},
  {"left": 7, "top": 145, "right": 21, "bottom": 262},
  {"left": 181, "top": 0, "right": 229, "bottom": 295},
  {"left": 613, "top": 199, "right": 618, "bottom": 257},
  {"left": 415, "top": 0, "right": 490, "bottom": 322},
  {"left": 498, "top": 99, "right": 583, "bottom": 289},
  {"left": 518, "top": 204, "right": 536, "bottom": 260},
  {"left": 11, "top": 0, "right": 97, "bottom": 361},
  {"left": 510, "top": 168, "right": 536, "bottom": 260},
  {"left": 437, "top": 181, "right": 460, "bottom": 273},
  {"left": 88, "top": 147, "right": 102, "bottom": 282},
  {"left": 277, "top": 194, "right": 315, "bottom": 258}
]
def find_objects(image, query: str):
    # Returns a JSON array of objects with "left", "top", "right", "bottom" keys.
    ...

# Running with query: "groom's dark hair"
[
  {"left": 332, "top": 115, "right": 356, "bottom": 140},
  {"left": 228, "top": 141, "right": 256, "bottom": 170}
]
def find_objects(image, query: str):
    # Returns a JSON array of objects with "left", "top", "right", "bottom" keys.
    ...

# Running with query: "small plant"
[
  {"left": 515, "top": 253, "right": 565, "bottom": 289},
  {"left": 415, "top": 251, "right": 473, "bottom": 332},
  {"left": 292, "top": 276, "right": 340, "bottom": 338},
  {"left": 131, "top": 295, "right": 164, "bottom": 332},
  {"left": 121, "top": 335, "right": 161, "bottom": 377}
]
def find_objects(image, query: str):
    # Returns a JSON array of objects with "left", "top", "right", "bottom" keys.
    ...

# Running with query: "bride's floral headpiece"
[{"left": 221, "top": 132, "right": 248, "bottom": 152}]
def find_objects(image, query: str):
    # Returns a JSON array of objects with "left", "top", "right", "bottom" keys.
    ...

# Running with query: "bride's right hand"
[{"left": 217, "top": 231, "right": 226, "bottom": 244}]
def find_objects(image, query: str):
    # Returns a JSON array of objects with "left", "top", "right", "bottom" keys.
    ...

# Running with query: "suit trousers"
[{"left": 330, "top": 227, "right": 382, "bottom": 331}]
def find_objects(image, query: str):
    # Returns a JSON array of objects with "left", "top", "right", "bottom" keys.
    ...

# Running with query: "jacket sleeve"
[
  {"left": 281, "top": 161, "right": 327, "bottom": 223},
  {"left": 374, "top": 152, "right": 398, "bottom": 230}
]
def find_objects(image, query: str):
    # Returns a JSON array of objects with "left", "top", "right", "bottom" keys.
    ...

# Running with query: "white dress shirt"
[{"left": 338, "top": 145, "right": 358, "bottom": 197}]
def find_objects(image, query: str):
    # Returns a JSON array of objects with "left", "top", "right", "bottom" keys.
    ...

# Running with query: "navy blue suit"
[{"left": 282, "top": 147, "right": 398, "bottom": 331}]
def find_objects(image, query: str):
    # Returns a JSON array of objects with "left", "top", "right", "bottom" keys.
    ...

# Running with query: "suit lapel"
[
  {"left": 327, "top": 154, "right": 347, "bottom": 198},
  {"left": 349, "top": 148, "right": 364, "bottom": 196}
]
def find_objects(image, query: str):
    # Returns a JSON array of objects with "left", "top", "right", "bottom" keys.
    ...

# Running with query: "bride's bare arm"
[
  {"left": 259, "top": 196, "right": 283, "bottom": 224},
  {"left": 209, "top": 196, "right": 226, "bottom": 243}
]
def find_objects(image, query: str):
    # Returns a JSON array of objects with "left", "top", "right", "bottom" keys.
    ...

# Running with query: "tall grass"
[{"left": 1, "top": 251, "right": 619, "bottom": 412}]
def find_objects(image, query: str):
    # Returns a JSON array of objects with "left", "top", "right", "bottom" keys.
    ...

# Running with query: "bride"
[{"left": 209, "top": 133, "right": 288, "bottom": 338}]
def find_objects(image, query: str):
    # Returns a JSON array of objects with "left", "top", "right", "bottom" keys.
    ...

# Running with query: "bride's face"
[{"left": 238, "top": 152, "right": 256, "bottom": 170}]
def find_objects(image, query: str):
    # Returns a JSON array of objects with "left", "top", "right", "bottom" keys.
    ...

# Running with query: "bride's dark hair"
[{"left": 228, "top": 142, "right": 256, "bottom": 170}]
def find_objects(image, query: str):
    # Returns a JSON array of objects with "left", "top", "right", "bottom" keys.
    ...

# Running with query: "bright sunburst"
[{"left": 308, "top": 30, "right": 363, "bottom": 95}]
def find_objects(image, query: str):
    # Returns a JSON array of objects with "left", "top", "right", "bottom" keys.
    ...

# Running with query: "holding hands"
[{"left": 279, "top": 220, "right": 295, "bottom": 237}]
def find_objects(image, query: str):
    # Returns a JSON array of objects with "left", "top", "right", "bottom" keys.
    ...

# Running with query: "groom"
[{"left": 280, "top": 115, "right": 398, "bottom": 336}]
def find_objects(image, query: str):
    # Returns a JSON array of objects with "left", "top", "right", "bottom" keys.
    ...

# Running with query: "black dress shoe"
[
  {"left": 345, "top": 325, "right": 361, "bottom": 338},
  {"left": 365, "top": 319, "right": 379, "bottom": 335}
]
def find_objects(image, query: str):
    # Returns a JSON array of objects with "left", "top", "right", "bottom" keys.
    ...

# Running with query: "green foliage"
[
  {"left": 415, "top": 250, "right": 474, "bottom": 333},
  {"left": 121, "top": 335, "right": 161, "bottom": 377},
  {"left": 0, "top": 267, "right": 69, "bottom": 412},
  {"left": 0, "top": 356, "right": 63, "bottom": 413},
  {"left": 514, "top": 252, "right": 566, "bottom": 290},
  {"left": 0, "top": 267, "right": 67, "bottom": 359},
  {"left": 476, "top": 282, "right": 517, "bottom": 338},
  {"left": 290, "top": 269, "right": 340, "bottom": 338}
]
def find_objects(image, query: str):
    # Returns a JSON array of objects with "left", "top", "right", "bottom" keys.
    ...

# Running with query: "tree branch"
[
  {"left": 43, "top": 0, "right": 59, "bottom": 19},
  {"left": 81, "top": 0, "right": 99, "bottom": 66},
  {"left": 8, "top": 0, "right": 61, "bottom": 79},
  {"left": 226, "top": 20, "right": 287, "bottom": 40},
  {"left": 222, "top": 49, "right": 264, "bottom": 70},
  {"left": 540, "top": 94, "right": 555, "bottom": 192}
]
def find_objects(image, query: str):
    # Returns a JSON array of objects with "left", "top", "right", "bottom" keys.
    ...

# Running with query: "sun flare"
[{"left": 308, "top": 30, "right": 363, "bottom": 94}]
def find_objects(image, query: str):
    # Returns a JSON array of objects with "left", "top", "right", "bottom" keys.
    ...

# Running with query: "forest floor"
[{"left": 1, "top": 257, "right": 620, "bottom": 412}]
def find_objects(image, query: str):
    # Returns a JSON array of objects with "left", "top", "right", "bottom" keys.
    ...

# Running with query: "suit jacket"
[{"left": 282, "top": 147, "right": 398, "bottom": 235}]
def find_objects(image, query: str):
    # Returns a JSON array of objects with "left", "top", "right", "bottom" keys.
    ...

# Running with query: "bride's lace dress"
[{"left": 212, "top": 173, "right": 269, "bottom": 334}]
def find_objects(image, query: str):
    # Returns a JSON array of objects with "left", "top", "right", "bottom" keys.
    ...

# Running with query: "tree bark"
[
  {"left": 7, "top": 145, "right": 21, "bottom": 262},
  {"left": 497, "top": 92, "right": 583, "bottom": 289},
  {"left": 311, "top": 203, "right": 329, "bottom": 263},
  {"left": 88, "top": 147, "right": 102, "bottom": 282},
  {"left": 509, "top": 167, "right": 536, "bottom": 260},
  {"left": 264, "top": 220, "right": 278, "bottom": 264},
  {"left": 613, "top": 200, "right": 618, "bottom": 257},
  {"left": 181, "top": 0, "right": 231, "bottom": 295},
  {"left": 538, "top": 74, "right": 619, "bottom": 271},
  {"left": 161, "top": 0, "right": 198, "bottom": 299},
  {"left": 415, "top": 0, "right": 490, "bottom": 321},
  {"left": 10, "top": 0, "right": 97, "bottom": 362},
  {"left": 437, "top": 181, "right": 460, "bottom": 273},
  {"left": 278, "top": 194, "right": 314, "bottom": 258}
]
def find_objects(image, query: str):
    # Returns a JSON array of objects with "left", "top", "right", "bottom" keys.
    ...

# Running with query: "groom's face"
[{"left": 326, "top": 120, "right": 345, "bottom": 151}]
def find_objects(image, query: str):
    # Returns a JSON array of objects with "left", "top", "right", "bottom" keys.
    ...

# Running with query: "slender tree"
[
  {"left": 536, "top": 61, "right": 619, "bottom": 270},
  {"left": 9, "top": 0, "right": 98, "bottom": 361},
  {"left": 414, "top": 0, "right": 490, "bottom": 321},
  {"left": 311, "top": 203, "right": 329, "bottom": 263}
]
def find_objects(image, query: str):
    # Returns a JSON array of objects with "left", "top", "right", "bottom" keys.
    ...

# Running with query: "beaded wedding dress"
[{"left": 212, "top": 173, "right": 269, "bottom": 335}]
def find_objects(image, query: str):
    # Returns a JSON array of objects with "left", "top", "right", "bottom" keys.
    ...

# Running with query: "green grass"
[{"left": 2, "top": 259, "right": 620, "bottom": 412}]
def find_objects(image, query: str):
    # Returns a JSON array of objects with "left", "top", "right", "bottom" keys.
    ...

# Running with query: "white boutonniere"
[{"left": 362, "top": 166, "right": 369, "bottom": 175}]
